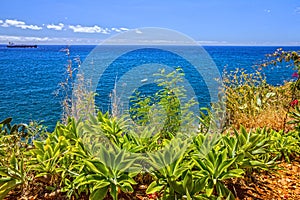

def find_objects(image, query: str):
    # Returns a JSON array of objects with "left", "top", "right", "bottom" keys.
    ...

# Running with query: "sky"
[{"left": 0, "top": 0, "right": 299, "bottom": 45}]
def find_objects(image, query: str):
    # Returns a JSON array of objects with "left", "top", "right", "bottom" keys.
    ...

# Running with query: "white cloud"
[
  {"left": 111, "top": 27, "right": 122, "bottom": 32},
  {"left": 0, "top": 18, "right": 130, "bottom": 35},
  {"left": 4, "top": 19, "right": 25, "bottom": 26},
  {"left": 47, "top": 23, "right": 64, "bottom": 31},
  {"left": 20, "top": 24, "right": 43, "bottom": 30},
  {"left": 197, "top": 40, "right": 229, "bottom": 45},
  {"left": 0, "top": 35, "right": 49, "bottom": 42},
  {"left": 0, "top": 34, "right": 106, "bottom": 44},
  {"left": 296, "top": 7, "right": 300, "bottom": 14},
  {"left": 102, "top": 28, "right": 110, "bottom": 34},
  {"left": 1, "top": 19, "right": 42, "bottom": 30},
  {"left": 111, "top": 27, "right": 130, "bottom": 33},
  {"left": 69, "top": 25, "right": 110, "bottom": 34},
  {"left": 120, "top": 27, "right": 129, "bottom": 31}
]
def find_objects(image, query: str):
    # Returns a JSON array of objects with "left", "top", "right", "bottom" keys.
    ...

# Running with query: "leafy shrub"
[
  {"left": 222, "top": 69, "right": 291, "bottom": 130},
  {"left": 0, "top": 118, "right": 45, "bottom": 199},
  {"left": 269, "top": 130, "right": 300, "bottom": 163}
]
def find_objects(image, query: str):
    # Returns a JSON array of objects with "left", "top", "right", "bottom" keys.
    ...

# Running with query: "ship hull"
[{"left": 7, "top": 45, "right": 37, "bottom": 48}]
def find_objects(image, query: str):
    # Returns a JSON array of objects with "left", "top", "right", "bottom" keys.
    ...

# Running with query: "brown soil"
[{"left": 227, "top": 158, "right": 300, "bottom": 200}]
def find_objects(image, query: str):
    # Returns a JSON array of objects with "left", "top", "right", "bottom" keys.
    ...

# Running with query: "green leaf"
[
  {"left": 90, "top": 186, "right": 109, "bottom": 200},
  {"left": 84, "top": 160, "right": 104, "bottom": 175},
  {"left": 9, "top": 153, "right": 17, "bottom": 170},
  {"left": 205, "top": 180, "right": 214, "bottom": 197},
  {"left": 186, "top": 188, "right": 192, "bottom": 200},
  {"left": 191, "top": 178, "right": 206, "bottom": 194},
  {"left": 183, "top": 170, "right": 192, "bottom": 191},
  {"left": 0, "top": 167, "right": 9, "bottom": 177},
  {"left": 169, "top": 180, "right": 185, "bottom": 194},
  {"left": 0, "top": 179, "right": 18, "bottom": 199},
  {"left": 216, "top": 182, "right": 233, "bottom": 199},
  {"left": 118, "top": 159, "right": 136, "bottom": 174},
  {"left": 98, "top": 147, "right": 111, "bottom": 166},
  {"left": 217, "top": 157, "right": 236, "bottom": 177},
  {"left": 146, "top": 181, "right": 164, "bottom": 194},
  {"left": 120, "top": 182, "right": 134, "bottom": 193},
  {"left": 119, "top": 175, "right": 137, "bottom": 185},
  {"left": 114, "top": 151, "right": 125, "bottom": 170},
  {"left": 220, "top": 169, "right": 244, "bottom": 180},
  {"left": 77, "top": 175, "right": 107, "bottom": 187},
  {"left": 33, "top": 140, "right": 44, "bottom": 151}
]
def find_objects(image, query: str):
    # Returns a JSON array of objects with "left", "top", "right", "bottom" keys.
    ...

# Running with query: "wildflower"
[
  {"left": 290, "top": 99, "right": 299, "bottom": 107},
  {"left": 292, "top": 72, "right": 299, "bottom": 78}
]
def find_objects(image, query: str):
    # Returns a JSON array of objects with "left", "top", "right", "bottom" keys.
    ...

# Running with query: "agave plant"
[
  {"left": 269, "top": 130, "right": 300, "bottom": 163},
  {"left": 28, "top": 134, "right": 70, "bottom": 186},
  {"left": 0, "top": 153, "right": 26, "bottom": 199},
  {"left": 192, "top": 147, "right": 244, "bottom": 199},
  {"left": 145, "top": 138, "right": 192, "bottom": 199},
  {"left": 74, "top": 146, "right": 140, "bottom": 200},
  {"left": 25, "top": 118, "right": 90, "bottom": 199},
  {"left": 222, "top": 127, "right": 273, "bottom": 171}
]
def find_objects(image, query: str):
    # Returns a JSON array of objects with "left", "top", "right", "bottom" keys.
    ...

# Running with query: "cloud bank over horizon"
[
  {"left": 0, "top": 18, "right": 130, "bottom": 34},
  {"left": 0, "top": 19, "right": 42, "bottom": 30}
]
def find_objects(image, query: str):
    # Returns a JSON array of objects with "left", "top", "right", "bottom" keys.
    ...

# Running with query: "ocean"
[{"left": 0, "top": 45, "right": 299, "bottom": 130}]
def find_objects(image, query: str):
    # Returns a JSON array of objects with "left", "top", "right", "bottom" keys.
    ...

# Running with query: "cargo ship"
[{"left": 7, "top": 42, "right": 37, "bottom": 48}]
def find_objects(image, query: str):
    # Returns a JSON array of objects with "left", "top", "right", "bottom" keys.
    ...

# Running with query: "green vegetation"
[{"left": 0, "top": 49, "right": 300, "bottom": 199}]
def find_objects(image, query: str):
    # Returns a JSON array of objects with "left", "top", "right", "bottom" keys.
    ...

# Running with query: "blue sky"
[{"left": 0, "top": 0, "right": 299, "bottom": 45}]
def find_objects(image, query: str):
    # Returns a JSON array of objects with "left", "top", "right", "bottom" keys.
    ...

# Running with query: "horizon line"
[{"left": 1, "top": 43, "right": 300, "bottom": 47}]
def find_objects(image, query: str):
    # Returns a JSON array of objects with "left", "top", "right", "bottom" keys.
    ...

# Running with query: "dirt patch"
[{"left": 227, "top": 158, "right": 300, "bottom": 200}]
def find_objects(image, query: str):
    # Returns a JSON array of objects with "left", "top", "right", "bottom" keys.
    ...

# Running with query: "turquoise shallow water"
[{"left": 0, "top": 45, "right": 299, "bottom": 130}]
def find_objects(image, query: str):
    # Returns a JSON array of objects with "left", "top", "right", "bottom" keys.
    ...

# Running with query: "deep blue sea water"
[{"left": 0, "top": 45, "right": 299, "bottom": 130}]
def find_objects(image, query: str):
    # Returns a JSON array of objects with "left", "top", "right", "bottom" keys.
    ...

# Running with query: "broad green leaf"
[
  {"left": 90, "top": 186, "right": 109, "bottom": 200},
  {"left": 0, "top": 179, "right": 18, "bottom": 199},
  {"left": 169, "top": 180, "right": 185, "bottom": 194},
  {"left": 205, "top": 180, "right": 214, "bottom": 197},
  {"left": 216, "top": 157, "right": 236, "bottom": 177},
  {"left": 183, "top": 170, "right": 192, "bottom": 191},
  {"left": 220, "top": 169, "right": 244, "bottom": 180},
  {"left": 120, "top": 182, "right": 134, "bottom": 193},
  {"left": 84, "top": 160, "right": 103, "bottom": 175},
  {"left": 9, "top": 153, "right": 17, "bottom": 170},
  {"left": 146, "top": 181, "right": 164, "bottom": 194}
]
